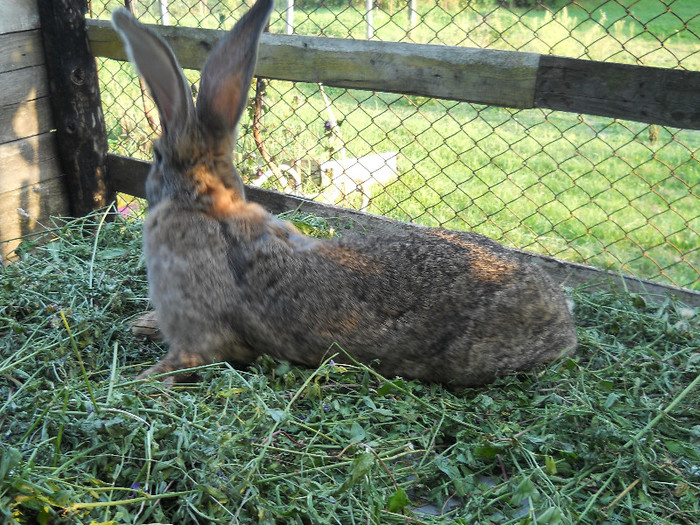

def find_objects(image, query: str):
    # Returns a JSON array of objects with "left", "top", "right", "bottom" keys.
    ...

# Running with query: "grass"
[
  {"left": 92, "top": 0, "right": 699, "bottom": 290},
  {"left": 1, "top": 210, "right": 699, "bottom": 524},
  {"left": 282, "top": 0, "right": 699, "bottom": 69},
  {"left": 93, "top": 1, "right": 700, "bottom": 69}
]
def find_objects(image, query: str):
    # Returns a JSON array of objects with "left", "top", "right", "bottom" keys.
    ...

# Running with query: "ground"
[{"left": 0, "top": 211, "right": 698, "bottom": 524}]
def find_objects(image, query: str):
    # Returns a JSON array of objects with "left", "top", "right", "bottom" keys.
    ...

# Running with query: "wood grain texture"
[
  {"left": 0, "top": 30, "right": 45, "bottom": 73},
  {"left": 39, "top": 0, "right": 114, "bottom": 217},
  {"left": 535, "top": 55, "right": 700, "bottom": 130},
  {"left": 0, "top": 176, "right": 69, "bottom": 259},
  {"left": 0, "top": 97, "right": 54, "bottom": 144},
  {"left": 106, "top": 154, "right": 699, "bottom": 306},
  {"left": 87, "top": 19, "right": 540, "bottom": 109},
  {"left": 256, "top": 33, "right": 540, "bottom": 109},
  {"left": 0, "top": 1, "right": 67, "bottom": 252},
  {"left": 108, "top": 153, "right": 148, "bottom": 199},
  {"left": 0, "top": 0, "right": 40, "bottom": 34},
  {"left": 0, "top": 65, "right": 49, "bottom": 106},
  {"left": 0, "top": 133, "right": 61, "bottom": 194}
]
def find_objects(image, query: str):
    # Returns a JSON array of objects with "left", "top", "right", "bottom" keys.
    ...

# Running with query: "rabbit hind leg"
[{"left": 136, "top": 347, "right": 208, "bottom": 384}]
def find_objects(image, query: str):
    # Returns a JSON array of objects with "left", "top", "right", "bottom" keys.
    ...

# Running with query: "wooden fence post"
[
  {"left": 366, "top": 0, "right": 374, "bottom": 40},
  {"left": 38, "top": 0, "right": 115, "bottom": 217},
  {"left": 408, "top": 0, "right": 417, "bottom": 40},
  {"left": 285, "top": 0, "right": 294, "bottom": 35},
  {"left": 159, "top": 0, "right": 170, "bottom": 26}
]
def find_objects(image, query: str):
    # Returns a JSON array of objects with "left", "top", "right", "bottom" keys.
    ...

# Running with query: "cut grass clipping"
[{"left": 1, "top": 209, "right": 698, "bottom": 524}]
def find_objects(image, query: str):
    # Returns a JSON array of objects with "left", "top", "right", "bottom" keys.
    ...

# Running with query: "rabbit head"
[{"left": 111, "top": 0, "right": 274, "bottom": 212}]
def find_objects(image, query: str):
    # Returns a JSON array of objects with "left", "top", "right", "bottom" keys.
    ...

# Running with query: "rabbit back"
[{"left": 145, "top": 201, "right": 576, "bottom": 388}]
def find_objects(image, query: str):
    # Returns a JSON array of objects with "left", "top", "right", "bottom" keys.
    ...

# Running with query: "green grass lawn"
[
  {"left": 94, "top": 0, "right": 699, "bottom": 69},
  {"left": 281, "top": 0, "right": 699, "bottom": 69},
  {"left": 1, "top": 212, "right": 698, "bottom": 524},
  {"left": 94, "top": 0, "right": 699, "bottom": 289}
]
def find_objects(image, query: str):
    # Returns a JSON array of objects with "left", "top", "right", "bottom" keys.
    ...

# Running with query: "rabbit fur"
[{"left": 112, "top": 0, "right": 577, "bottom": 388}]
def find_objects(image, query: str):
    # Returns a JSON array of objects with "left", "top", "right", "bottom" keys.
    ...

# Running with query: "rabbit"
[{"left": 112, "top": 0, "right": 577, "bottom": 389}]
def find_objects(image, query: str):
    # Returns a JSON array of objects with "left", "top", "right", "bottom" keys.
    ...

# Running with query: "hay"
[{"left": 1, "top": 210, "right": 698, "bottom": 524}]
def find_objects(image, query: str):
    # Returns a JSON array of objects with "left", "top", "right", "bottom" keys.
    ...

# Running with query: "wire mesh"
[{"left": 90, "top": 1, "right": 699, "bottom": 290}]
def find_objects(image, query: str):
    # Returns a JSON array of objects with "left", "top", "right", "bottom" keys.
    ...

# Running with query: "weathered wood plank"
[
  {"left": 0, "top": 30, "right": 44, "bottom": 73},
  {"left": 0, "top": 133, "right": 61, "bottom": 195},
  {"left": 106, "top": 153, "right": 699, "bottom": 306},
  {"left": 86, "top": 19, "right": 700, "bottom": 128},
  {"left": 535, "top": 55, "right": 700, "bottom": 130},
  {"left": 39, "top": 0, "right": 115, "bottom": 217},
  {"left": 0, "top": 0, "right": 40, "bottom": 34},
  {"left": 86, "top": 19, "right": 540, "bottom": 109},
  {"left": 257, "top": 34, "right": 540, "bottom": 109},
  {"left": 0, "top": 65, "right": 49, "bottom": 106},
  {"left": 0, "top": 176, "right": 69, "bottom": 259},
  {"left": 108, "top": 153, "right": 148, "bottom": 198},
  {"left": 0, "top": 97, "right": 54, "bottom": 144}
]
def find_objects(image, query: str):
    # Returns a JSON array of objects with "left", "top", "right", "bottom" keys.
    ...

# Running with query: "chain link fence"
[{"left": 90, "top": 1, "right": 699, "bottom": 290}]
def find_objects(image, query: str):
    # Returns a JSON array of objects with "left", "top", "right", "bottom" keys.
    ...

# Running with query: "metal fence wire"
[{"left": 90, "top": 1, "right": 699, "bottom": 290}]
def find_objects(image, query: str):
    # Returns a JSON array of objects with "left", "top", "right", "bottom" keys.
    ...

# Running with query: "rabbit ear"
[
  {"left": 111, "top": 8, "right": 194, "bottom": 137},
  {"left": 196, "top": 0, "right": 273, "bottom": 139}
]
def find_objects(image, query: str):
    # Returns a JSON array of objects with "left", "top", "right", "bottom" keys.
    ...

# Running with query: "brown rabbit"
[{"left": 112, "top": 0, "right": 576, "bottom": 388}]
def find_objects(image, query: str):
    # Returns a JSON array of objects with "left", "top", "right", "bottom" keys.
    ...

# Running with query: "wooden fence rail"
[{"left": 86, "top": 19, "right": 700, "bottom": 129}]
